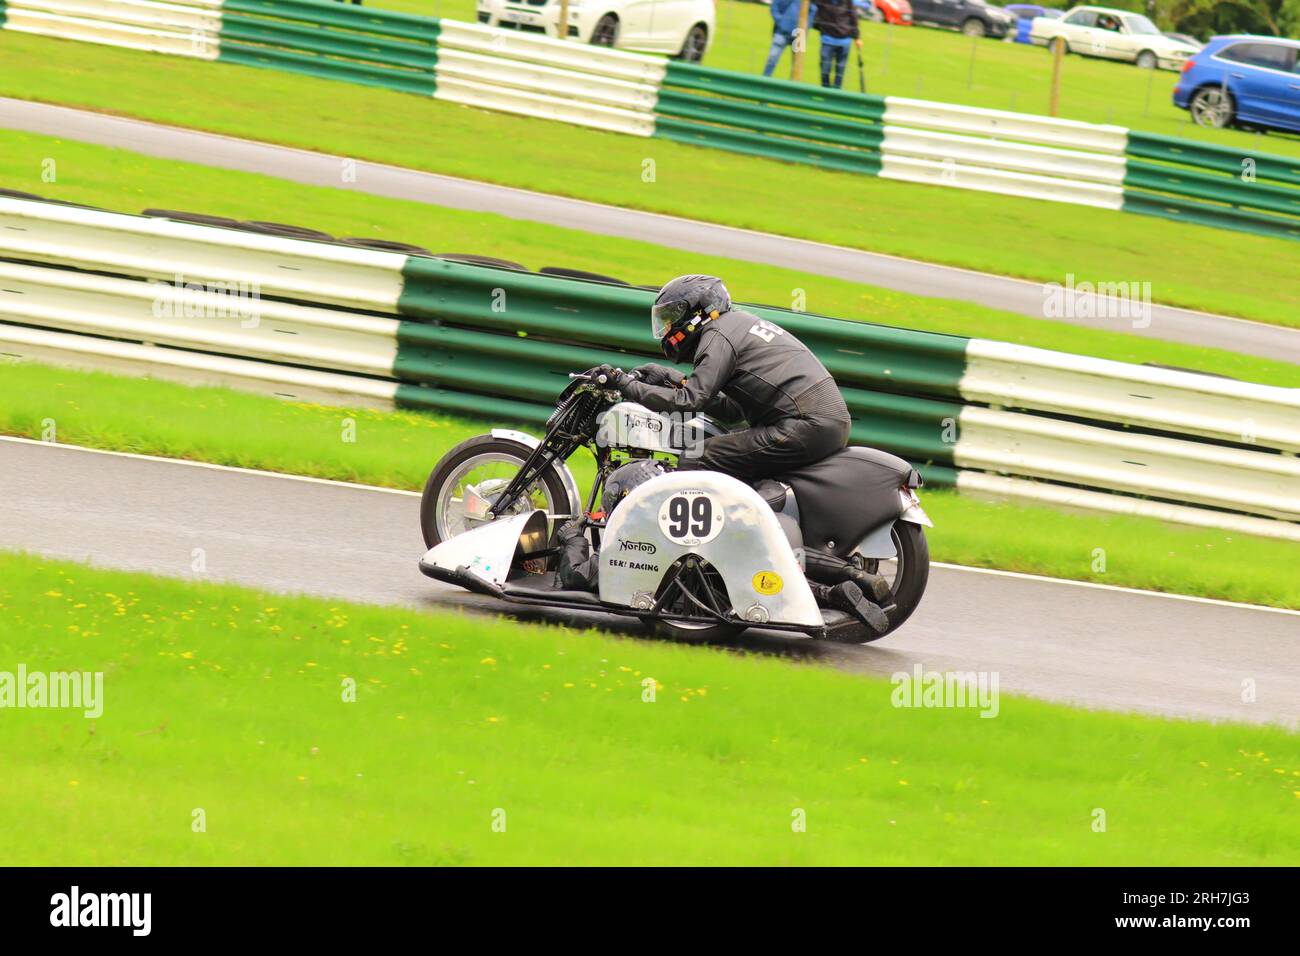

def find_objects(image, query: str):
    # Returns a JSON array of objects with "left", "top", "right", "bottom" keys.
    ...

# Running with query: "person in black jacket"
[
  {"left": 587, "top": 275, "right": 890, "bottom": 632},
  {"left": 812, "top": 0, "right": 860, "bottom": 89},
  {"left": 605, "top": 275, "right": 851, "bottom": 481}
]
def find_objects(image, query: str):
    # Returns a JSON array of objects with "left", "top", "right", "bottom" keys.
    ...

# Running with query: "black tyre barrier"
[
  {"left": 240, "top": 221, "right": 335, "bottom": 241},
  {"left": 142, "top": 209, "right": 243, "bottom": 229},
  {"left": 432, "top": 253, "right": 528, "bottom": 271},
  {"left": 0, "top": 188, "right": 46, "bottom": 201},
  {"left": 538, "top": 267, "right": 629, "bottom": 285},
  {"left": 340, "top": 237, "right": 433, "bottom": 255}
]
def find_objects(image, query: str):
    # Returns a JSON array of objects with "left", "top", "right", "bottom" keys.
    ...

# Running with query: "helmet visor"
[{"left": 650, "top": 298, "right": 692, "bottom": 340}]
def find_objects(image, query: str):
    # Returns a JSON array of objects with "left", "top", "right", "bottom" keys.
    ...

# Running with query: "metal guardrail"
[
  {"left": 0, "top": 196, "right": 1296, "bottom": 540},
  {"left": 5, "top": 1, "right": 1300, "bottom": 239}
]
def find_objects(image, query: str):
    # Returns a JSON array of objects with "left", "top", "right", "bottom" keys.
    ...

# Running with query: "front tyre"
[
  {"left": 420, "top": 436, "right": 571, "bottom": 548},
  {"left": 961, "top": 17, "right": 987, "bottom": 37},
  {"left": 1135, "top": 49, "right": 1158, "bottom": 69}
]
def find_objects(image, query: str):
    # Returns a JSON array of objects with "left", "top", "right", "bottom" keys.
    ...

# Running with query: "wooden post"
[
  {"left": 792, "top": 0, "right": 811, "bottom": 82},
  {"left": 1049, "top": 38, "right": 1063, "bottom": 116},
  {"left": 557, "top": 0, "right": 570, "bottom": 40}
]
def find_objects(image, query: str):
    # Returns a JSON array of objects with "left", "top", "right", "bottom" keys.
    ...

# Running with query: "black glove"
[
  {"left": 590, "top": 364, "right": 633, "bottom": 390},
  {"left": 631, "top": 363, "right": 682, "bottom": 387},
  {"left": 557, "top": 517, "right": 587, "bottom": 542}
]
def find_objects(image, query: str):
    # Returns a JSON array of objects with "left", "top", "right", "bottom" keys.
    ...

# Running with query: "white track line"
[{"left": 5, "top": 435, "right": 1296, "bottom": 617}]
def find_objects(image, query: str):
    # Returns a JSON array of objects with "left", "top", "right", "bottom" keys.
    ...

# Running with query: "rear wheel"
[
  {"left": 420, "top": 436, "right": 571, "bottom": 548},
  {"left": 833, "top": 520, "right": 929, "bottom": 644},
  {"left": 868, "top": 3, "right": 884, "bottom": 22},
  {"left": 1190, "top": 86, "right": 1234, "bottom": 128},
  {"left": 590, "top": 13, "right": 618, "bottom": 47},
  {"left": 678, "top": 23, "right": 708, "bottom": 62}
]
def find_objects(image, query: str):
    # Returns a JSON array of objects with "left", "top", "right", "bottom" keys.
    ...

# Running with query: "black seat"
[{"left": 778, "top": 446, "right": 915, "bottom": 557}]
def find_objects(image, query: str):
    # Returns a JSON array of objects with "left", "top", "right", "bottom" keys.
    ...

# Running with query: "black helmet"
[
  {"left": 651, "top": 275, "right": 730, "bottom": 362},
  {"left": 600, "top": 459, "right": 667, "bottom": 517}
]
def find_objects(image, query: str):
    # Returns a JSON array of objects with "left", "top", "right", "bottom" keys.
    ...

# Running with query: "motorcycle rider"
[{"left": 575, "top": 275, "right": 893, "bottom": 634}]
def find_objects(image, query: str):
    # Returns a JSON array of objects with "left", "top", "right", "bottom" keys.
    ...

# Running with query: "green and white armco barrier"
[
  {"left": 4, "top": 0, "right": 1300, "bottom": 240},
  {"left": 1, "top": 196, "right": 1296, "bottom": 542}
]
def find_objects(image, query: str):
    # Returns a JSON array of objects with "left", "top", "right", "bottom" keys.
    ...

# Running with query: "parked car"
[
  {"left": 910, "top": 0, "right": 1016, "bottom": 38},
  {"left": 476, "top": 0, "right": 715, "bottom": 61},
  {"left": 1162, "top": 31, "right": 1203, "bottom": 51},
  {"left": 1030, "top": 6, "right": 1199, "bottom": 69},
  {"left": 855, "top": 0, "right": 915, "bottom": 25},
  {"left": 1004, "top": 3, "right": 1061, "bottom": 43},
  {"left": 1173, "top": 35, "right": 1300, "bottom": 132}
]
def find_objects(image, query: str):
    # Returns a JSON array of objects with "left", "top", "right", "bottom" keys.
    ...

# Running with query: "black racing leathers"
[{"left": 622, "top": 309, "right": 851, "bottom": 481}]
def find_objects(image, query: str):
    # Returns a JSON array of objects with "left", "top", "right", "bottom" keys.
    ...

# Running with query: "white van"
[{"left": 476, "top": 0, "right": 716, "bottom": 62}]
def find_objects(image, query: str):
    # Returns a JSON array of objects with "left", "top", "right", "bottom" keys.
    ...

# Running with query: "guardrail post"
[{"left": 1049, "top": 37, "right": 1063, "bottom": 117}]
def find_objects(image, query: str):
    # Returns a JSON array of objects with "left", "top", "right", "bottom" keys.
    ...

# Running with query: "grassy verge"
[
  {"left": 1, "top": 551, "right": 1295, "bottom": 866},
  {"left": 2, "top": 128, "right": 1296, "bottom": 386},
  {"left": 5, "top": 361, "right": 1298, "bottom": 609},
  {"left": 2, "top": 33, "right": 1299, "bottom": 328}
]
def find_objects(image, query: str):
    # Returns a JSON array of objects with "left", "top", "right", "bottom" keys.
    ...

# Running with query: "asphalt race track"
[
  {"left": 2, "top": 97, "right": 1297, "bottom": 365},
  {"left": 3, "top": 437, "right": 1295, "bottom": 726}
]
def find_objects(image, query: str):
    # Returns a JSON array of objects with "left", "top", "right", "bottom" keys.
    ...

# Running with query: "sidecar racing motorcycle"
[{"left": 418, "top": 370, "right": 932, "bottom": 643}]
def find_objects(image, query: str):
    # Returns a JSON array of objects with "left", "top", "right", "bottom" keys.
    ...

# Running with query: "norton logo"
[
  {"left": 50, "top": 886, "right": 152, "bottom": 936},
  {"left": 618, "top": 538, "right": 657, "bottom": 555}
]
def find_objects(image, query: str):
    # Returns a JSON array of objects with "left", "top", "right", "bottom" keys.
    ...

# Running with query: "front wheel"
[
  {"left": 1135, "top": 49, "right": 1158, "bottom": 69},
  {"left": 961, "top": 17, "right": 986, "bottom": 37},
  {"left": 420, "top": 435, "right": 572, "bottom": 548}
]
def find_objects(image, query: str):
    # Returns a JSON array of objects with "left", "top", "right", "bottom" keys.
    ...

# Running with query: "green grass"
[
  {"left": 2, "top": 32, "right": 1299, "bottom": 328},
  {"left": 3, "top": 128, "right": 1296, "bottom": 386},
  {"left": 6, "top": 360, "right": 1298, "bottom": 609},
  {"left": 1, "top": 552, "right": 1295, "bottom": 866},
  {"left": 380, "top": 0, "right": 1300, "bottom": 156}
]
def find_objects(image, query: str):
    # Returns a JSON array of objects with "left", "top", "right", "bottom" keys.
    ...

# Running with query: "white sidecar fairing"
[
  {"left": 419, "top": 511, "right": 549, "bottom": 588},
  {"left": 599, "top": 470, "right": 823, "bottom": 628}
]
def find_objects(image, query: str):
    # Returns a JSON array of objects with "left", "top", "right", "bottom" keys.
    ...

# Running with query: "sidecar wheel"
[
  {"left": 421, "top": 436, "right": 571, "bottom": 548},
  {"left": 644, "top": 557, "right": 743, "bottom": 644}
]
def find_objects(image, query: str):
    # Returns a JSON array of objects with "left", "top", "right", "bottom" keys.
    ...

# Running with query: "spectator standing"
[
  {"left": 813, "top": 0, "right": 860, "bottom": 89},
  {"left": 763, "top": 0, "right": 817, "bottom": 78}
]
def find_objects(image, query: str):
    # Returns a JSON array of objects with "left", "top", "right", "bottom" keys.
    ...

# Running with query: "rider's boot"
[
  {"left": 805, "top": 550, "right": 892, "bottom": 605},
  {"left": 809, "top": 581, "right": 889, "bottom": 636}
]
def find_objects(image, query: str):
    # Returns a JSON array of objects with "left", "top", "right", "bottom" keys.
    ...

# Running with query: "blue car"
[
  {"left": 1003, "top": 4, "right": 1062, "bottom": 44},
  {"left": 1173, "top": 35, "right": 1300, "bottom": 133}
]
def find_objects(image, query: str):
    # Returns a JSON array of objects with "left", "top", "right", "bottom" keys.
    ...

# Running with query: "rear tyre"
[
  {"left": 420, "top": 436, "right": 571, "bottom": 549},
  {"left": 1189, "top": 86, "right": 1234, "bottom": 128},
  {"left": 590, "top": 13, "right": 618, "bottom": 47},
  {"left": 677, "top": 23, "right": 708, "bottom": 62},
  {"left": 831, "top": 520, "right": 929, "bottom": 644},
  {"left": 1135, "top": 49, "right": 1157, "bottom": 69},
  {"left": 961, "top": 17, "right": 986, "bottom": 37}
]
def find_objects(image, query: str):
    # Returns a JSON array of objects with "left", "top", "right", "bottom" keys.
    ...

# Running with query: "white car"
[
  {"left": 1030, "top": 6, "right": 1199, "bottom": 70},
  {"left": 476, "top": 0, "right": 716, "bottom": 62}
]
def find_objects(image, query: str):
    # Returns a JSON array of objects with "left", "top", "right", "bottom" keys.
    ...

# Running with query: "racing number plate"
[{"left": 657, "top": 490, "right": 724, "bottom": 547}]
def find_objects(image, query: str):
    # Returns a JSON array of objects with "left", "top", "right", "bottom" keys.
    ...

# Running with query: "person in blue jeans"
[
  {"left": 813, "top": 0, "right": 861, "bottom": 88},
  {"left": 763, "top": 0, "right": 817, "bottom": 77}
]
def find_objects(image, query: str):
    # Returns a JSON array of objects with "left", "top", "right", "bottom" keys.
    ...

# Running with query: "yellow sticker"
[{"left": 752, "top": 571, "right": 783, "bottom": 595}]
